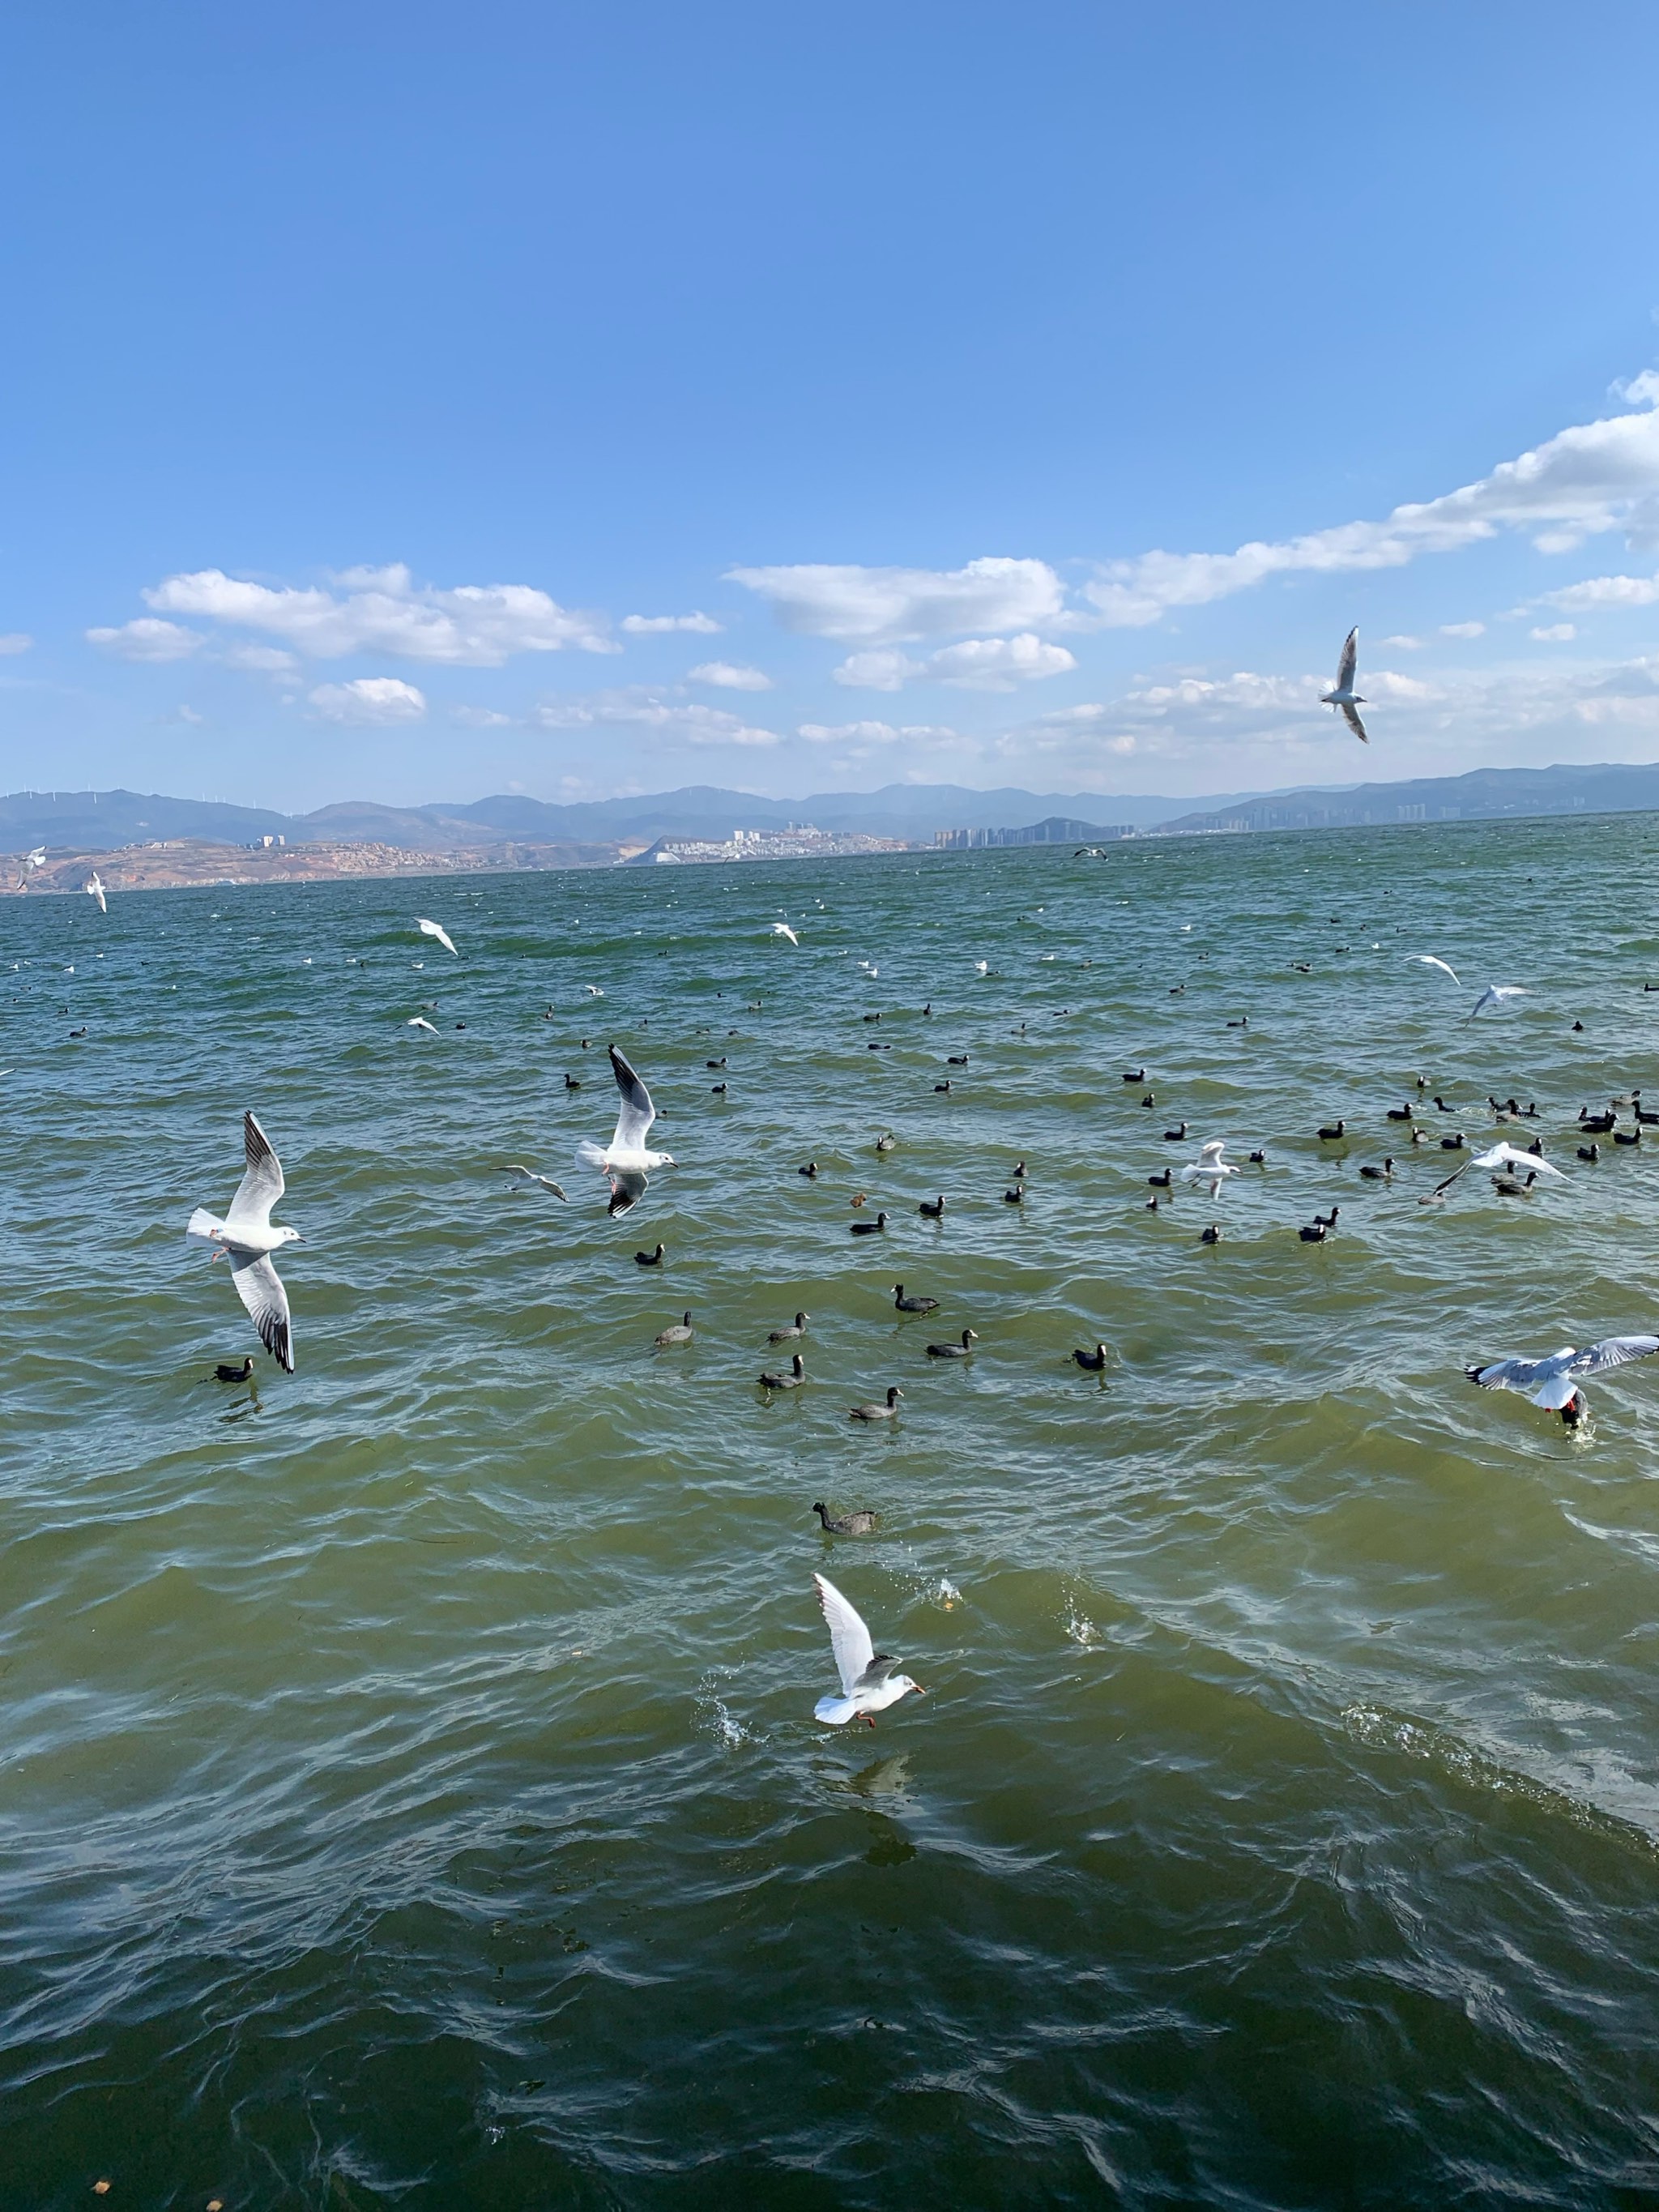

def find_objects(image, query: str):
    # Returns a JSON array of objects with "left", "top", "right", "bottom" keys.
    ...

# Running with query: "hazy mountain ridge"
[{"left": 5, "top": 763, "right": 1658, "bottom": 856}]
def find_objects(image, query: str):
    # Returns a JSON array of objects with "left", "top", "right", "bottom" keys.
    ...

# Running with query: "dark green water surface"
[{"left": 5, "top": 818, "right": 1659, "bottom": 2208}]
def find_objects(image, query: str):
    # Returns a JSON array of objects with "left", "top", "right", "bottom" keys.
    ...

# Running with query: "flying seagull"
[
  {"left": 1320, "top": 628, "right": 1369, "bottom": 743},
  {"left": 1465, "top": 1336, "right": 1659, "bottom": 1425},
  {"left": 23, "top": 846, "right": 45, "bottom": 873},
  {"left": 500, "top": 1164, "right": 568, "bottom": 1200},
  {"left": 1466, "top": 984, "right": 1528, "bottom": 1023},
  {"left": 405, "top": 1016, "right": 439, "bottom": 1033},
  {"left": 416, "top": 917, "right": 458, "bottom": 956},
  {"left": 1179, "top": 1138, "right": 1240, "bottom": 1198},
  {"left": 186, "top": 1112, "right": 303, "bottom": 1373},
  {"left": 85, "top": 873, "right": 107, "bottom": 914},
  {"left": 1420, "top": 1140, "right": 1567, "bottom": 1206},
  {"left": 771, "top": 922, "right": 800, "bottom": 946},
  {"left": 1410, "top": 954, "right": 1460, "bottom": 985},
  {"left": 577, "top": 1044, "right": 676, "bottom": 1215},
  {"left": 812, "top": 1573, "right": 926, "bottom": 1727}
]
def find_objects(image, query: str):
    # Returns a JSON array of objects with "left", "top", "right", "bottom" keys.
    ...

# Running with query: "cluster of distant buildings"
[{"left": 629, "top": 826, "right": 912, "bottom": 865}]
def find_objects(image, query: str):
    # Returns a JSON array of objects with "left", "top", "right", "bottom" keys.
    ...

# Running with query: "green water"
[{"left": 5, "top": 818, "right": 1659, "bottom": 2209}]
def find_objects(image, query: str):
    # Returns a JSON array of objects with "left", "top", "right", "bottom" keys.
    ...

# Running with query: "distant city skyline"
[{"left": 2, "top": 3, "right": 1658, "bottom": 811}]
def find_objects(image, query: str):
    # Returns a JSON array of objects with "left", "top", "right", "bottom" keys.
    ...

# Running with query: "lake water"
[{"left": 4, "top": 816, "right": 1659, "bottom": 2209}]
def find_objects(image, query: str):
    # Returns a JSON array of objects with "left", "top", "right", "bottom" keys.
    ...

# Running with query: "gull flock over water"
[{"left": 37, "top": 754, "right": 1639, "bottom": 1728}]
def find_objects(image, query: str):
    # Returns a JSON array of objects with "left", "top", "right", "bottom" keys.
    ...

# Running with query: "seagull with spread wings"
[
  {"left": 1465, "top": 1336, "right": 1659, "bottom": 1427},
  {"left": 1321, "top": 628, "right": 1369, "bottom": 743},
  {"left": 812, "top": 1574, "right": 926, "bottom": 1727},
  {"left": 500, "top": 1164, "right": 568, "bottom": 1200},
  {"left": 1419, "top": 1139, "right": 1567, "bottom": 1206},
  {"left": 771, "top": 921, "right": 800, "bottom": 946},
  {"left": 416, "top": 917, "right": 458, "bottom": 956},
  {"left": 1410, "top": 954, "right": 1460, "bottom": 985},
  {"left": 1179, "top": 1138, "right": 1240, "bottom": 1198},
  {"left": 1466, "top": 984, "right": 1528, "bottom": 1023},
  {"left": 576, "top": 1044, "right": 676, "bottom": 1215},
  {"left": 186, "top": 1112, "right": 303, "bottom": 1373},
  {"left": 85, "top": 873, "right": 107, "bottom": 914}
]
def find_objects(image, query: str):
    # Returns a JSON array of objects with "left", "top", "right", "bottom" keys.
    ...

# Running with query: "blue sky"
[{"left": 4, "top": 1, "right": 1659, "bottom": 811}]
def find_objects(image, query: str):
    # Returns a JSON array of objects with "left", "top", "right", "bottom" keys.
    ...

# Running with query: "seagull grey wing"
[
  {"left": 1336, "top": 627, "right": 1358, "bottom": 691},
  {"left": 1340, "top": 702, "right": 1369, "bottom": 745},
  {"left": 855, "top": 1653, "right": 900, "bottom": 1691},
  {"left": 1467, "top": 1356, "right": 1549, "bottom": 1391},
  {"left": 607, "top": 1168, "right": 647, "bottom": 1216},
  {"left": 815, "top": 1573, "right": 875, "bottom": 1698},
  {"left": 608, "top": 1045, "right": 656, "bottom": 1148},
  {"left": 227, "top": 1111, "right": 285, "bottom": 1229},
  {"left": 1572, "top": 1335, "right": 1659, "bottom": 1377},
  {"left": 231, "top": 1251, "right": 293, "bottom": 1372}
]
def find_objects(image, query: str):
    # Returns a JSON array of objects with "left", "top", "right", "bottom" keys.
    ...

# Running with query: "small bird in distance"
[{"left": 416, "top": 917, "right": 458, "bottom": 956}]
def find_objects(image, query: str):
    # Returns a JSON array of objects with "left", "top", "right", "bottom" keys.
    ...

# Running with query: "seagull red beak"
[{"left": 911, "top": 1683, "right": 926, "bottom": 1696}]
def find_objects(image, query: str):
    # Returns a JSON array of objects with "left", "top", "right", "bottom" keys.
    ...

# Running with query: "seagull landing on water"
[
  {"left": 499, "top": 1164, "right": 568, "bottom": 1200},
  {"left": 1467, "top": 984, "right": 1528, "bottom": 1023},
  {"left": 1410, "top": 954, "right": 1460, "bottom": 986},
  {"left": 1320, "top": 628, "right": 1369, "bottom": 743},
  {"left": 1179, "top": 1139, "right": 1240, "bottom": 1198},
  {"left": 416, "top": 917, "right": 457, "bottom": 957},
  {"left": 85, "top": 873, "right": 107, "bottom": 914},
  {"left": 577, "top": 1044, "right": 676, "bottom": 1215},
  {"left": 812, "top": 1574, "right": 925, "bottom": 1727},
  {"left": 1465, "top": 1336, "right": 1659, "bottom": 1428},
  {"left": 771, "top": 922, "right": 800, "bottom": 946},
  {"left": 186, "top": 1112, "right": 303, "bottom": 1373}
]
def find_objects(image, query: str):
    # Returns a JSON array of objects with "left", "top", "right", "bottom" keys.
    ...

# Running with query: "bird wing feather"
[
  {"left": 1573, "top": 1335, "right": 1659, "bottom": 1377},
  {"left": 1467, "top": 1354, "right": 1554, "bottom": 1391},
  {"left": 230, "top": 1250, "right": 292, "bottom": 1372},
  {"left": 815, "top": 1573, "right": 875, "bottom": 1698},
  {"left": 226, "top": 1112, "right": 284, "bottom": 1230},
  {"left": 1336, "top": 627, "right": 1358, "bottom": 691},
  {"left": 1340, "top": 702, "right": 1369, "bottom": 745},
  {"left": 608, "top": 1045, "right": 656, "bottom": 1150}
]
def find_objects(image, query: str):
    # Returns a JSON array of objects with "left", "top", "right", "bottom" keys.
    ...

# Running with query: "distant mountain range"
[
  {"left": 5, "top": 761, "right": 1659, "bottom": 855},
  {"left": 0, "top": 781, "right": 1260, "bottom": 852}
]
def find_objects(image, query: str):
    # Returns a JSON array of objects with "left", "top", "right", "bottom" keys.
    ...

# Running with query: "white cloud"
[
  {"left": 1077, "top": 385, "right": 1659, "bottom": 626},
  {"left": 1439, "top": 621, "right": 1486, "bottom": 638},
  {"left": 0, "top": 632, "right": 32, "bottom": 655},
  {"left": 1530, "top": 622, "right": 1577, "bottom": 642},
  {"left": 308, "top": 677, "right": 427, "bottom": 724},
  {"left": 833, "top": 632, "right": 1076, "bottom": 692},
  {"left": 1381, "top": 634, "right": 1422, "bottom": 649},
  {"left": 797, "top": 719, "right": 958, "bottom": 746},
  {"left": 621, "top": 610, "right": 723, "bottom": 634},
  {"left": 87, "top": 617, "right": 203, "bottom": 662},
  {"left": 177, "top": 705, "right": 203, "bottom": 724},
  {"left": 928, "top": 634, "right": 1077, "bottom": 690},
  {"left": 454, "top": 704, "right": 514, "bottom": 727},
  {"left": 1538, "top": 570, "right": 1659, "bottom": 613},
  {"left": 537, "top": 688, "right": 778, "bottom": 747},
  {"left": 729, "top": 556, "right": 1065, "bottom": 643},
  {"left": 141, "top": 562, "right": 616, "bottom": 664},
  {"left": 223, "top": 643, "right": 299, "bottom": 673},
  {"left": 688, "top": 660, "right": 774, "bottom": 691}
]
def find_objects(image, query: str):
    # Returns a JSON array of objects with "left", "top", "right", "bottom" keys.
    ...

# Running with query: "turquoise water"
[{"left": 4, "top": 816, "right": 1659, "bottom": 2209}]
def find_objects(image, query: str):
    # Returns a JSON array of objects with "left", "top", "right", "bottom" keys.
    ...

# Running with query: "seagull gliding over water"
[
  {"left": 577, "top": 1044, "right": 676, "bottom": 1215},
  {"left": 1179, "top": 1139, "right": 1239, "bottom": 1198},
  {"left": 1466, "top": 984, "right": 1528, "bottom": 1023},
  {"left": 1320, "top": 627, "right": 1369, "bottom": 744},
  {"left": 416, "top": 917, "right": 458, "bottom": 956},
  {"left": 186, "top": 1112, "right": 302, "bottom": 1373}
]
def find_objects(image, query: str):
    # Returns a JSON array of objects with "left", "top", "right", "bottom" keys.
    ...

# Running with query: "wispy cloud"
[
  {"left": 0, "top": 632, "right": 32, "bottom": 655},
  {"left": 537, "top": 687, "right": 779, "bottom": 747},
  {"left": 132, "top": 563, "right": 616, "bottom": 664},
  {"left": 1537, "top": 570, "right": 1659, "bottom": 613},
  {"left": 1080, "top": 389, "right": 1659, "bottom": 626},
  {"left": 797, "top": 719, "right": 958, "bottom": 746},
  {"left": 834, "top": 632, "right": 1077, "bottom": 692},
  {"left": 87, "top": 617, "right": 203, "bottom": 661},
  {"left": 729, "top": 557, "right": 1064, "bottom": 643},
  {"left": 309, "top": 677, "right": 427, "bottom": 724},
  {"left": 621, "top": 610, "right": 723, "bottom": 634},
  {"left": 688, "top": 660, "right": 773, "bottom": 690}
]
